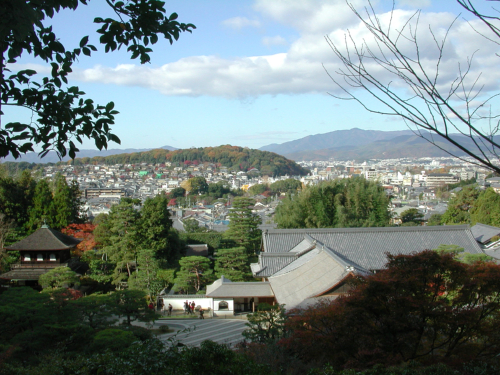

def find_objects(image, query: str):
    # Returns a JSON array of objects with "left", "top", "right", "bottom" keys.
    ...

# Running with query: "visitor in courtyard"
[
  {"left": 199, "top": 307, "right": 204, "bottom": 319},
  {"left": 168, "top": 303, "right": 173, "bottom": 316}
]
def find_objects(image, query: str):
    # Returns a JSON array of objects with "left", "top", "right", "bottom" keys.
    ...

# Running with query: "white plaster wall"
[
  {"left": 160, "top": 297, "right": 213, "bottom": 312},
  {"left": 212, "top": 298, "right": 234, "bottom": 316}
]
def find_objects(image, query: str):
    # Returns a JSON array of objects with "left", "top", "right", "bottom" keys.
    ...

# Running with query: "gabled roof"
[
  {"left": 262, "top": 225, "right": 483, "bottom": 271},
  {"left": 471, "top": 223, "right": 500, "bottom": 244},
  {"left": 6, "top": 227, "right": 80, "bottom": 251},
  {"left": 206, "top": 276, "right": 274, "bottom": 298}
]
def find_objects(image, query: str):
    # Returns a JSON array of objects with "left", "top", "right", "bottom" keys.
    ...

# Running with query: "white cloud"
[
  {"left": 221, "top": 17, "right": 260, "bottom": 30},
  {"left": 397, "top": 0, "right": 431, "bottom": 8},
  {"left": 64, "top": 2, "right": 500, "bottom": 104},
  {"left": 262, "top": 35, "right": 287, "bottom": 47}
]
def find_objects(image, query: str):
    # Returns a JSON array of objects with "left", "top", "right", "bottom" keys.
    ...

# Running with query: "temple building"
[{"left": 0, "top": 225, "right": 80, "bottom": 289}]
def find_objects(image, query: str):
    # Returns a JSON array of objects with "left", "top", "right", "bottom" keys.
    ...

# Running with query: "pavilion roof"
[{"left": 6, "top": 226, "right": 80, "bottom": 251}]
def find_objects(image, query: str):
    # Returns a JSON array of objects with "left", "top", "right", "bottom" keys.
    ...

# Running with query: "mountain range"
[
  {"left": 1, "top": 128, "right": 495, "bottom": 164},
  {"left": 259, "top": 128, "right": 499, "bottom": 161}
]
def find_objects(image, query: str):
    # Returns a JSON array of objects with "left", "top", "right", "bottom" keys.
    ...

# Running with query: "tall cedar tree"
[
  {"left": 137, "top": 194, "right": 177, "bottom": 261},
  {"left": 224, "top": 197, "right": 262, "bottom": 254},
  {"left": 27, "top": 179, "right": 54, "bottom": 231},
  {"left": 283, "top": 250, "right": 500, "bottom": 369},
  {"left": 215, "top": 246, "right": 252, "bottom": 281},
  {"left": 52, "top": 174, "right": 74, "bottom": 230},
  {"left": 274, "top": 177, "right": 390, "bottom": 228},
  {"left": 174, "top": 256, "right": 214, "bottom": 293}
]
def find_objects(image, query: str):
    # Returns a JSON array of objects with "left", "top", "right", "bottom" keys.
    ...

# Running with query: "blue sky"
[{"left": 4, "top": 0, "right": 499, "bottom": 152}]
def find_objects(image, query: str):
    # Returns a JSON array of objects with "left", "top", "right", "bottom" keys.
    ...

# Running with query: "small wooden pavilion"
[{"left": 0, "top": 225, "right": 80, "bottom": 288}]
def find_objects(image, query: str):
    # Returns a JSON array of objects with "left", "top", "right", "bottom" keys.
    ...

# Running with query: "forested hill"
[{"left": 72, "top": 145, "right": 310, "bottom": 176}]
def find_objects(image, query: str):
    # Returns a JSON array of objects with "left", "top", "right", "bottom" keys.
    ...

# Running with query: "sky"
[{"left": 4, "top": 0, "right": 500, "bottom": 152}]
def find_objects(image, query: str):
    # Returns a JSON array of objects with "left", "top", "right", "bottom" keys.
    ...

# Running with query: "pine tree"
[
  {"left": 215, "top": 247, "right": 252, "bottom": 281},
  {"left": 94, "top": 201, "right": 140, "bottom": 285},
  {"left": 224, "top": 197, "right": 262, "bottom": 254},
  {"left": 174, "top": 256, "right": 214, "bottom": 293}
]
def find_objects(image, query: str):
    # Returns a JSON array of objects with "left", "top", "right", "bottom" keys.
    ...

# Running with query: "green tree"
[
  {"left": 26, "top": 179, "right": 54, "bottom": 231},
  {"left": 441, "top": 186, "right": 481, "bottom": 225},
  {"left": 137, "top": 194, "right": 177, "bottom": 261},
  {"left": 1, "top": 0, "right": 195, "bottom": 159},
  {"left": 188, "top": 176, "right": 209, "bottom": 195},
  {"left": 248, "top": 184, "right": 268, "bottom": 196},
  {"left": 243, "top": 303, "right": 287, "bottom": 344},
  {"left": 111, "top": 289, "right": 156, "bottom": 325},
  {"left": 94, "top": 201, "right": 140, "bottom": 285},
  {"left": 170, "top": 186, "right": 186, "bottom": 198},
  {"left": 275, "top": 177, "right": 390, "bottom": 229},
  {"left": 470, "top": 188, "right": 500, "bottom": 227},
  {"left": 91, "top": 328, "right": 136, "bottom": 353},
  {"left": 174, "top": 256, "right": 214, "bottom": 293},
  {"left": 182, "top": 218, "right": 210, "bottom": 233},
  {"left": 400, "top": 208, "right": 423, "bottom": 225},
  {"left": 224, "top": 197, "right": 262, "bottom": 254},
  {"left": 39, "top": 266, "right": 79, "bottom": 289},
  {"left": 73, "top": 293, "right": 117, "bottom": 330},
  {"left": 427, "top": 213, "right": 442, "bottom": 226},
  {"left": 269, "top": 178, "right": 302, "bottom": 195},
  {"left": 207, "top": 181, "right": 231, "bottom": 198},
  {"left": 52, "top": 174, "right": 74, "bottom": 230},
  {"left": 214, "top": 246, "right": 252, "bottom": 281},
  {"left": 128, "top": 248, "right": 163, "bottom": 301}
]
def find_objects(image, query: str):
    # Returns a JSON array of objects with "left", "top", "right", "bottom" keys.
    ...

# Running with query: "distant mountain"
[
  {"left": 1, "top": 145, "right": 178, "bottom": 164},
  {"left": 259, "top": 128, "right": 414, "bottom": 155},
  {"left": 284, "top": 133, "right": 500, "bottom": 161}
]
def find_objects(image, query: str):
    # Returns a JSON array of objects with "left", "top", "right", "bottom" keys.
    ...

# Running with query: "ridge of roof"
[{"left": 265, "top": 225, "right": 471, "bottom": 235}]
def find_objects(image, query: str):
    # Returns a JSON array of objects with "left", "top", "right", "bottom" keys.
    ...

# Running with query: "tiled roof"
[
  {"left": 262, "top": 225, "right": 483, "bottom": 271},
  {"left": 206, "top": 276, "right": 274, "bottom": 297},
  {"left": 471, "top": 223, "right": 500, "bottom": 244},
  {"left": 6, "top": 227, "right": 81, "bottom": 251},
  {"left": 252, "top": 253, "right": 297, "bottom": 277}
]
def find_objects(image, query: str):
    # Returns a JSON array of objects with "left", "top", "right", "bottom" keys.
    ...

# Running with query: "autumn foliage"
[
  {"left": 282, "top": 250, "right": 500, "bottom": 370},
  {"left": 61, "top": 223, "right": 97, "bottom": 256}
]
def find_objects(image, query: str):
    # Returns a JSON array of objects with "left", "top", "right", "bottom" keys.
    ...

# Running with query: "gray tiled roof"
[
  {"left": 252, "top": 253, "right": 298, "bottom": 277},
  {"left": 471, "top": 223, "right": 500, "bottom": 244},
  {"left": 262, "top": 225, "right": 483, "bottom": 271},
  {"left": 206, "top": 276, "right": 274, "bottom": 297},
  {"left": 6, "top": 227, "right": 81, "bottom": 251}
]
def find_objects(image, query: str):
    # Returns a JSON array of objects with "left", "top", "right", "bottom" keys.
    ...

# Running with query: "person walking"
[
  {"left": 199, "top": 307, "right": 204, "bottom": 319},
  {"left": 191, "top": 301, "right": 196, "bottom": 314},
  {"left": 168, "top": 303, "right": 173, "bottom": 316}
]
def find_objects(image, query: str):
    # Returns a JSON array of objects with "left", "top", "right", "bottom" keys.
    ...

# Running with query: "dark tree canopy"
[
  {"left": 1, "top": 0, "right": 195, "bottom": 159},
  {"left": 284, "top": 250, "right": 500, "bottom": 369},
  {"left": 274, "top": 177, "right": 390, "bottom": 229}
]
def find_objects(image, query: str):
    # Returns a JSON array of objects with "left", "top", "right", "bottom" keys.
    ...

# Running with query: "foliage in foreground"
[{"left": 282, "top": 250, "right": 500, "bottom": 370}]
